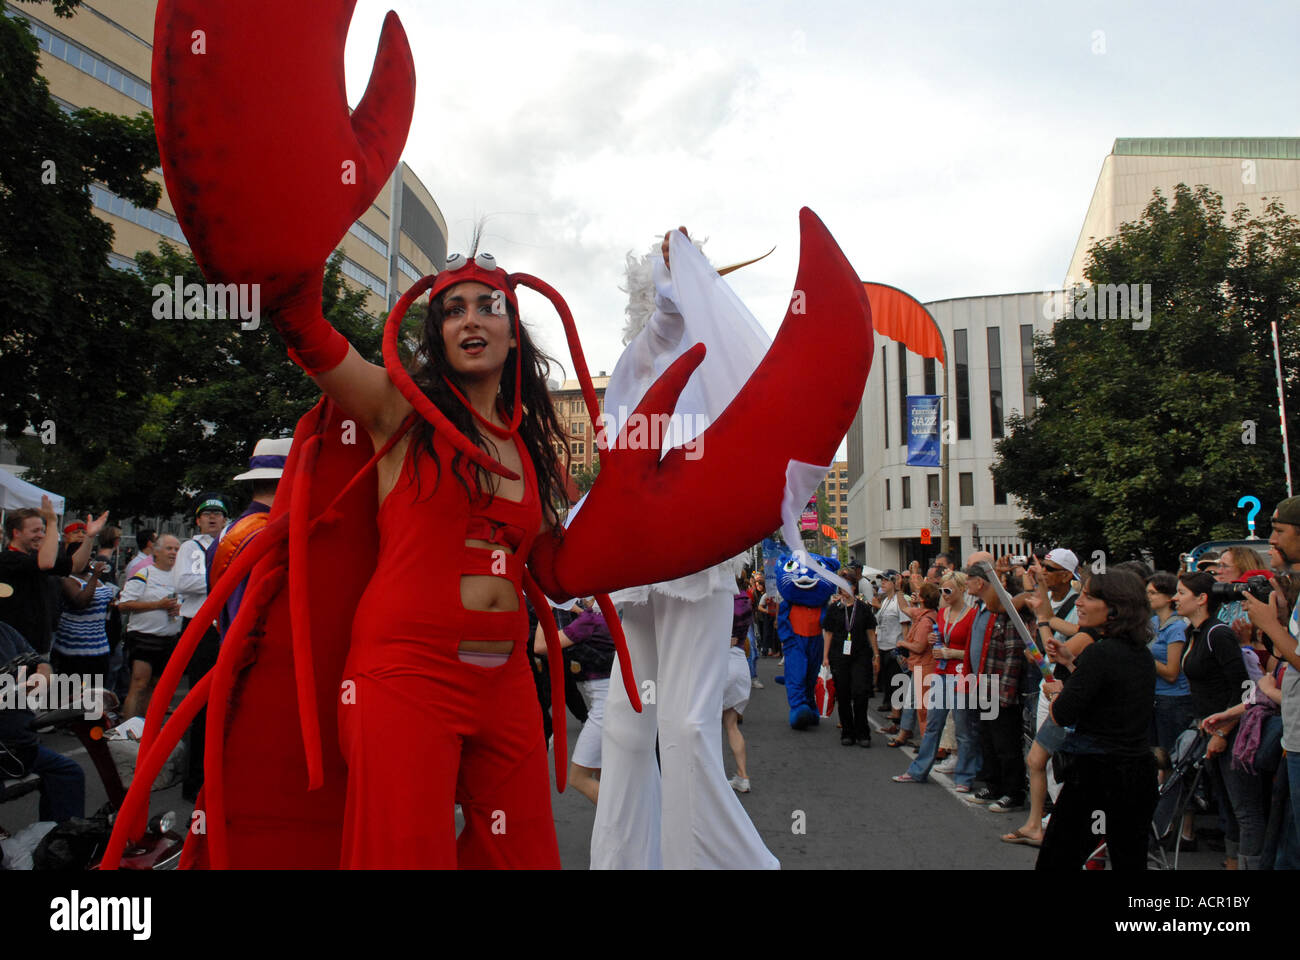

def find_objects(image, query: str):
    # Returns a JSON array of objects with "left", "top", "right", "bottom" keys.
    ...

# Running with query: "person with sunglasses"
[{"left": 893, "top": 571, "right": 978, "bottom": 786}]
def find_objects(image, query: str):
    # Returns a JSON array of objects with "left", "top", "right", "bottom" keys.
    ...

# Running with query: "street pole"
[
  {"left": 1272, "top": 320, "right": 1293, "bottom": 497},
  {"left": 940, "top": 333, "right": 951, "bottom": 557}
]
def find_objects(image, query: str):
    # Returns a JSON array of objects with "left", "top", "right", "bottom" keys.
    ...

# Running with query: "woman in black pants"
[
  {"left": 1176, "top": 571, "right": 1262, "bottom": 869},
  {"left": 1036, "top": 570, "right": 1158, "bottom": 870}
]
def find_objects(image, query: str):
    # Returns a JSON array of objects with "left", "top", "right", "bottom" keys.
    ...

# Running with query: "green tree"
[
  {"left": 0, "top": 2, "right": 162, "bottom": 493},
  {"left": 991, "top": 185, "right": 1300, "bottom": 569},
  {"left": 573, "top": 460, "right": 600, "bottom": 494},
  {"left": 17, "top": 248, "right": 383, "bottom": 517}
]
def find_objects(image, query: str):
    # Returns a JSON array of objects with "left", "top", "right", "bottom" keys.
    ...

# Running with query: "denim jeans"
[
  {"left": 906, "top": 675, "right": 981, "bottom": 788},
  {"left": 1208, "top": 726, "right": 1266, "bottom": 869},
  {"left": 1284, "top": 752, "right": 1300, "bottom": 869},
  {"left": 30, "top": 745, "right": 85, "bottom": 823},
  {"left": 746, "top": 624, "right": 759, "bottom": 678}
]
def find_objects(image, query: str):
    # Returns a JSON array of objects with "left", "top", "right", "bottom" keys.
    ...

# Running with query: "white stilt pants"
[{"left": 589, "top": 589, "right": 779, "bottom": 869}]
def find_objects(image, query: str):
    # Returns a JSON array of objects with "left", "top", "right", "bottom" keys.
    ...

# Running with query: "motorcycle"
[{"left": 0, "top": 667, "right": 184, "bottom": 870}]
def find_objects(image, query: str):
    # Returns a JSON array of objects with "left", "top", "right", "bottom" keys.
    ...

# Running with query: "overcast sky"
[{"left": 343, "top": 0, "right": 1300, "bottom": 381}]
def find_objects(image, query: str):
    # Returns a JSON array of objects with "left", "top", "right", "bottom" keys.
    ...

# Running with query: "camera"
[{"left": 1209, "top": 575, "right": 1272, "bottom": 604}]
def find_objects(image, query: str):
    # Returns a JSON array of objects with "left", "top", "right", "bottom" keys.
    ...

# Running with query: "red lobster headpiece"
[{"left": 385, "top": 254, "right": 605, "bottom": 452}]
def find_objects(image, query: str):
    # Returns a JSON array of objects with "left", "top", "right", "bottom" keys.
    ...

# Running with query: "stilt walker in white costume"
[{"left": 585, "top": 228, "right": 779, "bottom": 869}]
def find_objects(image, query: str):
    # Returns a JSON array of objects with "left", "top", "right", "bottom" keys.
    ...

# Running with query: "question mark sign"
[{"left": 1237, "top": 495, "right": 1261, "bottom": 536}]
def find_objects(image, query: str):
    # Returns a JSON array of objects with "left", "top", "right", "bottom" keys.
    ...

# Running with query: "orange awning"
[
  {"left": 821, "top": 524, "right": 839, "bottom": 540},
  {"left": 864, "top": 283, "right": 945, "bottom": 364}
]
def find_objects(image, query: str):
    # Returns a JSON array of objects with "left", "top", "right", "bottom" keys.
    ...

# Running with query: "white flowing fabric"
[{"left": 586, "top": 233, "right": 778, "bottom": 869}]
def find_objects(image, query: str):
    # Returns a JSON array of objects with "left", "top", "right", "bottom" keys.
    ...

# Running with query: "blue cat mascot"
[{"left": 773, "top": 551, "right": 840, "bottom": 729}]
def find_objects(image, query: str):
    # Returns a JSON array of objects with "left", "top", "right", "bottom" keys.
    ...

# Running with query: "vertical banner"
[
  {"left": 906, "top": 395, "right": 942, "bottom": 467},
  {"left": 799, "top": 495, "right": 817, "bottom": 531}
]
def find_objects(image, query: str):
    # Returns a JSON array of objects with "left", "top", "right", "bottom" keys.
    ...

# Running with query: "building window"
[
  {"left": 89, "top": 184, "right": 188, "bottom": 246},
  {"left": 337, "top": 256, "right": 387, "bottom": 298},
  {"left": 954, "top": 330, "right": 971, "bottom": 440},
  {"left": 987, "top": 328, "right": 1004, "bottom": 439},
  {"left": 993, "top": 473, "right": 1007, "bottom": 505},
  {"left": 897, "top": 343, "right": 908, "bottom": 448},
  {"left": 18, "top": 13, "right": 153, "bottom": 108},
  {"left": 570, "top": 442, "right": 585, "bottom": 456},
  {"left": 1020, "top": 323, "right": 1036, "bottom": 412},
  {"left": 348, "top": 221, "right": 389, "bottom": 258},
  {"left": 572, "top": 422, "right": 585, "bottom": 435},
  {"left": 570, "top": 461, "right": 581, "bottom": 475},
  {"left": 959, "top": 472, "right": 974, "bottom": 506},
  {"left": 902, "top": 476, "right": 912, "bottom": 510},
  {"left": 839, "top": 470, "right": 847, "bottom": 479},
  {"left": 923, "top": 356, "right": 936, "bottom": 396},
  {"left": 927, "top": 474, "right": 939, "bottom": 504},
  {"left": 881, "top": 346, "right": 889, "bottom": 448},
  {"left": 398, "top": 256, "right": 422, "bottom": 282},
  {"left": 885, "top": 478, "right": 891, "bottom": 510}
]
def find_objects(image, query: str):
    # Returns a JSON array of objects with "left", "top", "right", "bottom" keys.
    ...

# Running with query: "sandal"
[
  {"left": 880, "top": 724, "right": 900, "bottom": 735},
  {"left": 887, "top": 737, "right": 910, "bottom": 748},
  {"left": 1000, "top": 828, "right": 1042, "bottom": 847}
]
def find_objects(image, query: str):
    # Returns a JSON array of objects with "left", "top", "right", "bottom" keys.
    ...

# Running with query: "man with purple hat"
[{"left": 206, "top": 437, "right": 293, "bottom": 636}]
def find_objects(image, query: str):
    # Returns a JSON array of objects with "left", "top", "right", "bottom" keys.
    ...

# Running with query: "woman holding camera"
[
  {"left": 1035, "top": 570, "right": 1157, "bottom": 870},
  {"left": 1176, "top": 571, "right": 1263, "bottom": 869}
]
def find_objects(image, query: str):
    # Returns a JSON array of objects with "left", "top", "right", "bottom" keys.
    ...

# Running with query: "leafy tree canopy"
[{"left": 991, "top": 184, "right": 1300, "bottom": 569}]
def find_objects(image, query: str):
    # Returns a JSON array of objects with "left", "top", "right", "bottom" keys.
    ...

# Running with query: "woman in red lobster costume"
[{"left": 101, "top": 0, "right": 874, "bottom": 870}]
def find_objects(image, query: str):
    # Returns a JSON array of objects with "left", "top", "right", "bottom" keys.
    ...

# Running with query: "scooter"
[{"left": 0, "top": 687, "right": 185, "bottom": 870}]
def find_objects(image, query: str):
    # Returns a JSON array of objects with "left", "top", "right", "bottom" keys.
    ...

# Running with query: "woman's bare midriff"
[{"left": 373, "top": 430, "right": 520, "bottom": 656}]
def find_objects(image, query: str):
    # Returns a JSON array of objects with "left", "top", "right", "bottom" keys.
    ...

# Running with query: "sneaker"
[
  {"left": 989, "top": 796, "right": 1025, "bottom": 813},
  {"left": 858, "top": 738, "right": 872, "bottom": 748},
  {"left": 891, "top": 773, "right": 924, "bottom": 783},
  {"left": 729, "top": 775, "right": 751, "bottom": 794},
  {"left": 965, "top": 787, "right": 995, "bottom": 805},
  {"left": 778, "top": 657, "right": 784, "bottom": 666},
  {"left": 751, "top": 678, "right": 764, "bottom": 689},
  {"left": 934, "top": 757, "right": 957, "bottom": 775},
  {"left": 841, "top": 736, "right": 856, "bottom": 746},
  {"left": 954, "top": 784, "right": 971, "bottom": 794}
]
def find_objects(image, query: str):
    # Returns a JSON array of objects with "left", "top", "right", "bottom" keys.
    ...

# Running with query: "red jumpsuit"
[{"left": 338, "top": 423, "right": 560, "bottom": 868}]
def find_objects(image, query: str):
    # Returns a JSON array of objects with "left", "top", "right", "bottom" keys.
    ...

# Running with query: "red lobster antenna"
[{"left": 509, "top": 272, "right": 642, "bottom": 715}]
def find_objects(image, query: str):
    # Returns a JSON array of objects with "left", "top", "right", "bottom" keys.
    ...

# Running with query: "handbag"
[{"left": 815, "top": 665, "right": 836, "bottom": 718}]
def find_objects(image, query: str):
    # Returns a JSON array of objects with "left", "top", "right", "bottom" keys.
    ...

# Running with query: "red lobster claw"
[
  {"left": 151, "top": 0, "right": 414, "bottom": 300},
  {"left": 531, "top": 208, "right": 873, "bottom": 599}
]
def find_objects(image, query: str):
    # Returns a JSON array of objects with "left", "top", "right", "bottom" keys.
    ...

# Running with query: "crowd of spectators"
[{"left": 770, "top": 498, "right": 1300, "bottom": 870}]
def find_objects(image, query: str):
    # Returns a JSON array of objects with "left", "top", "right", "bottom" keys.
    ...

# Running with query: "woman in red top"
[{"left": 893, "top": 571, "right": 980, "bottom": 788}]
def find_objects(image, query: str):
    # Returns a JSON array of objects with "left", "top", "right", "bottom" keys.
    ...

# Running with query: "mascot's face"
[{"left": 775, "top": 552, "right": 840, "bottom": 607}]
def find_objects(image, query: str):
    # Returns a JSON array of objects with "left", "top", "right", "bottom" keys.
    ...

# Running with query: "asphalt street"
[
  {"left": 550, "top": 654, "right": 1229, "bottom": 870},
  {"left": 5, "top": 654, "right": 1228, "bottom": 870}
]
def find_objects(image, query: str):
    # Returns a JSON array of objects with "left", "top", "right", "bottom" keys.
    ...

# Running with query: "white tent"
[{"left": 0, "top": 466, "right": 65, "bottom": 514}]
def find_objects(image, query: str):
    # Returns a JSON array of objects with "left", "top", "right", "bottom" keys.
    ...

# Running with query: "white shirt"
[
  {"left": 1281, "top": 603, "right": 1300, "bottom": 753},
  {"left": 175, "top": 531, "right": 222, "bottom": 618},
  {"left": 120, "top": 564, "right": 181, "bottom": 637},
  {"left": 875, "top": 594, "right": 909, "bottom": 651}
]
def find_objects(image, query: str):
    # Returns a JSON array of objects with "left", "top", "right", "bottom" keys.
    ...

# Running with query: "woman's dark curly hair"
[
  {"left": 1083, "top": 570, "right": 1154, "bottom": 647},
  {"left": 403, "top": 282, "right": 570, "bottom": 528}
]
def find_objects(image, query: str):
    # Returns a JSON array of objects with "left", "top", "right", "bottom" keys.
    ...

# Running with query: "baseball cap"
[
  {"left": 1274, "top": 496, "right": 1300, "bottom": 526},
  {"left": 194, "top": 494, "right": 229, "bottom": 518},
  {"left": 962, "top": 563, "right": 991, "bottom": 580},
  {"left": 1045, "top": 548, "right": 1079, "bottom": 576}
]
